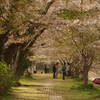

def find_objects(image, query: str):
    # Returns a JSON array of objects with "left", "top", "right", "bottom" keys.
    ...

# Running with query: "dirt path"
[
  {"left": 11, "top": 74, "right": 67, "bottom": 100},
  {"left": 39, "top": 79, "right": 65, "bottom": 100}
]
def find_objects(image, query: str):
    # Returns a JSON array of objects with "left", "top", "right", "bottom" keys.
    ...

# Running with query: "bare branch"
[{"left": 42, "top": 0, "right": 55, "bottom": 14}]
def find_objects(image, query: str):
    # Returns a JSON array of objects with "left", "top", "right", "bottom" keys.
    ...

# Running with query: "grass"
[
  {"left": 0, "top": 73, "right": 100, "bottom": 100},
  {"left": 58, "top": 8, "right": 100, "bottom": 20},
  {"left": 53, "top": 75, "right": 100, "bottom": 100}
]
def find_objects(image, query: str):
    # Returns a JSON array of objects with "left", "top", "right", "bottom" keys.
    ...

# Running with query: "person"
[
  {"left": 55, "top": 62, "right": 59, "bottom": 78},
  {"left": 44, "top": 64, "right": 47, "bottom": 73},
  {"left": 31, "top": 63, "right": 37, "bottom": 74},
  {"left": 67, "top": 62, "right": 71, "bottom": 76},
  {"left": 27, "top": 68, "right": 31, "bottom": 76},
  {"left": 46, "top": 65, "right": 49, "bottom": 73},
  {"left": 61, "top": 62, "right": 67, "bottom": 80},
  {"left": 33, "top": 64, "right": 37, "bottom": 74},
  {"left": 52, "top": 62, "right": 59, "bottom": 79},
  {"left": 53, "top": 63, "right": 56, "bottom": 78}
]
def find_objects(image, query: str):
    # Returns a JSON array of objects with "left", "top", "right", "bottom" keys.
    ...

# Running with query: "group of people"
[
  {"left": 27, "top": 62, "right": 70, "bottom": 80},
  {"left": 53, "top": 62, "right": 69, "bottom": 80}
]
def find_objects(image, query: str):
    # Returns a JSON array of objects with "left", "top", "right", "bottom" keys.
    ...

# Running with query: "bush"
[{"left": 0, "top": 62, "right": 14, "bottom": 94}]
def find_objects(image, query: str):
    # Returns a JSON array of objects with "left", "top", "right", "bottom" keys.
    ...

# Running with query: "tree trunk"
[
  {"left": 12, "top": 51, "right": 20, "bottom": 74},
  {"left": 12, "top": 50, "right": 23, "bottom": 86},
  {"left": 83, "top": 69, "right": 88, "bottom": 86}
]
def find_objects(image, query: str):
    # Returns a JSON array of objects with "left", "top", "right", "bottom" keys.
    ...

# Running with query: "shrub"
[{"left": 0, "top": 62, "right": 14, "bottom": 94}]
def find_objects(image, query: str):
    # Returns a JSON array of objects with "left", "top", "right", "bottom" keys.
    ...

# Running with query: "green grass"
[
  {"left": 58, "top": 8, "right": 100, "bottom": 20},
  {"left": 0, "top": 73, "right": 100, "bottom": 100},
  {"left": 53, "top": 75, "right": 100, "bottom": 100}
]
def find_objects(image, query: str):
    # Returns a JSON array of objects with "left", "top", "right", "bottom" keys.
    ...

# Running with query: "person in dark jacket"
[
  {"left": 55, "top": 62, "right": 59, "bottom": 78},
  {"left": 61, "top": 62, "right": 67, "bottom": 80},
  {"left": 53, "top": 62, "right": 59, "bottom": 79},
  {"left": 53, "top": 63, "right": 56, "bottom": 78}
]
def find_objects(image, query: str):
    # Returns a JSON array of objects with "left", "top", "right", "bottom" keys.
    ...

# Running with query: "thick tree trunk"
[
  {"left": 12, "top": 51, "right": 20, "bottom": 74},
  {"left": 81, "top": 49, "right": 95, "bottom": 87},
  {"left": 83, "top": 69, "right": 89, "bottom": 86},
  {"left": 12, "top": 50, "right": 22, "bottom": 86},
  {"left": 11, "top": 51, "right": 20, "bottom": 81},
  {"left": 13, "top": 67, "right": 21, "bottom": 86}
]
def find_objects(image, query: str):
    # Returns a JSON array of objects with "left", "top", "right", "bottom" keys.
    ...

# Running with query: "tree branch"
[{"left": 42, "top": 0, "right": 55, "bottom": 14}]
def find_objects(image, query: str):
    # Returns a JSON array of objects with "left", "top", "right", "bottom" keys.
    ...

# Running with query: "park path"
[
  {"left": 10, "top": 72, "right": 100, "bottom": 100},
  {"left": 11, "top": 74, "right": 67, "bottom": 100},
  {"left": 39, "top": 79, "right": 65, "bottom": 100}
]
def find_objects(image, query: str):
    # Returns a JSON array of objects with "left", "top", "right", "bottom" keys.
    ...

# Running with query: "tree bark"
[
  {"left": 13, "top": 51, "right": 22, "bottom": 85},
  {"left": 83, "top": 68, "right": 89, "bottom": 86}
]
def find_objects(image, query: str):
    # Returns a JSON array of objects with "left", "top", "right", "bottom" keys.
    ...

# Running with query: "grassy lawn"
[{"left": 0, "top": 73, "right": 100, "bottom": 100}]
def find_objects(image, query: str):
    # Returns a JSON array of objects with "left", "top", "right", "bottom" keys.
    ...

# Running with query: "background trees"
[
  {"left": 0, "top": 0, "right": 56, "bottom": 84},
  {"left": 67, "top": 25, "right": 99, "bottom": 86},
  {"left": 0, "top": 0, "right": 100, "bottom": 86}
]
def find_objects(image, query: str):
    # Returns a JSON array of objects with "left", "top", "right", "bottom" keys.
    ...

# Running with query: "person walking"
[{"left": 61, "top": 62, "right": 67, "bottom": 80}]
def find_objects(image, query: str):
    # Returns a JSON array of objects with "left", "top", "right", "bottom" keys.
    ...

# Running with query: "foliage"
[
  {"left": 0, "top": 62, "right": 14, "bottom": 94},
  {"left": 53, "top": 23, "right": 99, "bottom": 86},
  {"left": 58, "top": 8, "right": 99, "bottom": 20},
  {"left": 58, "top": 9, "right": 82, "bottom": 20},
  {"left": 20, "top": 53, "right": 32, "bottom": 75}
]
